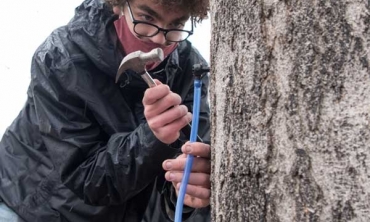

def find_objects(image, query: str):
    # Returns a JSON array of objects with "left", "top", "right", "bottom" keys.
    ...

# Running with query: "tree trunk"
[{"left": 209, "top": 0, "right": 370, "bottom": 221}]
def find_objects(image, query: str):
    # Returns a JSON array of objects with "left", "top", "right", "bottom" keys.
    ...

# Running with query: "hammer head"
[{"left": 116, "top": 48, "right": 164, "bottom": 83}]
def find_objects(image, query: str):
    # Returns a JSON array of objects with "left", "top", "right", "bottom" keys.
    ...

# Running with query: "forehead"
[{"left": 130, "top": 0, "right": 190, "bottom": 17}]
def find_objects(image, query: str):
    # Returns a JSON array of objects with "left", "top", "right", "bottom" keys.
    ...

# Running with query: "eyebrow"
[
  {"left": 137, "top": 5, "right": 163, "bottom": 20},
  {"left": 136, "top": 4, "right": 190, "bottom": 24}
]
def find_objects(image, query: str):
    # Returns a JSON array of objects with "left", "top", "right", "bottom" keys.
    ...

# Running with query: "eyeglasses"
[{"left": 125, "top": 1, "right": 193, "bottom": 42}]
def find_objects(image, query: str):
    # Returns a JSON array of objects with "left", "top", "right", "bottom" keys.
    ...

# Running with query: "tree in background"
[{"left": 210, "top": 0, "right": 370, "bottom": 221}]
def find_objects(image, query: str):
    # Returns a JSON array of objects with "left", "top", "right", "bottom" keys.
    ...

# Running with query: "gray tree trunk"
[{"left": 209, "top": 0, "right": 370, "bottom": 221}]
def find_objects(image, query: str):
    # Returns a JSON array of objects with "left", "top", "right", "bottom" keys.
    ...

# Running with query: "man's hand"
[
  {"left": 143, "top": 80, "right": 192, "bottom": 144},
  {"left": 163, "top": 142, "right": 211, "bottom": 208}
]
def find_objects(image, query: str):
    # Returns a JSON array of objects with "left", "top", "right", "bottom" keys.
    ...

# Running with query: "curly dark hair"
[{"left": 105, "top": 0, "right": 209, "bottom": 22}]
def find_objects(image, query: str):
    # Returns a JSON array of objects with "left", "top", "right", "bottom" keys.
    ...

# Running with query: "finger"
[
  {"left": 144, "top": 94, "right": 183, "bottom": 119},
  {"left": 151, "top": 114, "right": 192, "bottom": 144},
  {"left": 181, "top": 142, "right": 211, "bottom": 159},
  {"left": 176, "top": 183, "right": 211, "bottom": 200},
  {"left": 165, "top": 172, "right": 210, "bottom": 188},
  {"left": 183, "top": 195, "right": 210, "bottom": 209},
  {"left": 151, "top": 112, "right": 192, "bottom": 135},
  {"left": 163, "top": 157, "right": 210, "bottom": 174},
  {"left": 142, "top": 84, "right": 170, "bottom": 106},
  {"left": 162, "top": 154, "right": 186, "bottom": 171},
  {"left": 147, "top": 105, "right": 190, "bottom": 129}
]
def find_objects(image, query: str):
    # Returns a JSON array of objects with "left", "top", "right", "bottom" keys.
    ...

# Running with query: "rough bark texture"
[{"left": 210, "top": 0, "right": 370, "bottom": 221}]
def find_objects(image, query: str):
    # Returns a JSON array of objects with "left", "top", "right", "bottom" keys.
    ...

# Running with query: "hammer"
[
  {"left": 116, "top": 48, "right": 203, "bottom": 142},
  {"left": 115, "top": 48, "right": 164, "bottom": 86}
]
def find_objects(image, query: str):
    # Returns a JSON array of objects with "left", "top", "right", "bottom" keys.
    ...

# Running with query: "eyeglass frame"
[{"left": 125, "top": 0, "right": 194, "bottom": 42}]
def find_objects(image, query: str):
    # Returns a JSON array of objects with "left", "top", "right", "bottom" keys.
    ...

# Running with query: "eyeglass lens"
[{"left": 134, "top": 23, "right": 190, "bottom": 42}]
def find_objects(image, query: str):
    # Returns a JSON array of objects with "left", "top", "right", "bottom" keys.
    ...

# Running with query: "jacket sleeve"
[{"left": 30, "top": 50, "right": 179, "bottom": 206}]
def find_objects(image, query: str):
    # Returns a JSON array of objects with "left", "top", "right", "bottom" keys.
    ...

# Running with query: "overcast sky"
[{"left": 0, "top": 0, "right": 210, "bottom": 137}]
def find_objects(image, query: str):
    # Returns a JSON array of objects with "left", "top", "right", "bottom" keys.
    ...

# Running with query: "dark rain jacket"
[{"left": 0, "top": 0, "right": 210, "bottom": 221}]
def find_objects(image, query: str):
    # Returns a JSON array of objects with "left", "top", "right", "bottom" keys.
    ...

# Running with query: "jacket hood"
[{"left": 67, "top": 0, "right": 123, "bottom": 78}]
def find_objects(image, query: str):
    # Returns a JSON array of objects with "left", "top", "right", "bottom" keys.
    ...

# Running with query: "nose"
[{"left": 149, "top": 32, "right": 167, "bottom": 46}]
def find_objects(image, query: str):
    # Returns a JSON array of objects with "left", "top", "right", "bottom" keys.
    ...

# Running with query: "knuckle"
[
  {"left": 203, "top": 174, "right": 211, "bottom": 186},
  {"left": 143, "top": 90, "right": 153, "bottom": 104},
  {"left": 169, "top": 93, "right": 181, "bottom": 105},
  {"left": 187, "top": 186, "right": 200, "bottom": 197},
  {"left": 161, "top": 84, "right": 170, "bottom": 92},
  {"left": 193, "top": 187, "right": 210, "bottom": 200},
  {"left": 148, "top": 118, "right": 161, "bottom": 129},
  {"left": 201, "top": 189, "right": 211, "bottom": 199},
  {"left": 172, "top": 159, "right": 185, "bottom": 171},
  {"left": 175, "top": 106, "right": 187, "bottom": 117},
  {"left": 194, "top": 188, "right": 204, "bottom": 199},
  {"left": 173, "top": 173, "right": 181, "bottom": 182},
  {"left": 180, "top": 105, "right": 189, "bottom": 113},
  {"left": 144, "top": 109, "right": 151, "bottom": 119},
  {"left": 195, "top": 174, "right": 206, "bottom": 184},
  {"left": 158, "top": 85, "right": 170, "bottom": 96}
]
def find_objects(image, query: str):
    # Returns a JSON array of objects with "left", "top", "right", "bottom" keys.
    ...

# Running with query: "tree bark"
[{"left": 210, "top": 0, "right": 370, "bottom": 221}]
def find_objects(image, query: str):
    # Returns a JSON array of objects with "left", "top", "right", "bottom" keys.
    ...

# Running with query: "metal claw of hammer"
[{"left": 115, "top": 48, "right": 164, "bottom": 86}]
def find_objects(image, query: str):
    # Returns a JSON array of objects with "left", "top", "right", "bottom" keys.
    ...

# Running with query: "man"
[{"left": 0, "top": 0, "right": 211, "bottom": 221}]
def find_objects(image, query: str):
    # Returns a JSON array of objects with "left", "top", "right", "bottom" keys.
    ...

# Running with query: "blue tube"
[{"left": 175, "top": 79, "right": 202, "bottom": 222}]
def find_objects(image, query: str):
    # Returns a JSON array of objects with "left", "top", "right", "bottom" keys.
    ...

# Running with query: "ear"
[{"left": 113, "top": 6, "right": 123, "bottom": 16}]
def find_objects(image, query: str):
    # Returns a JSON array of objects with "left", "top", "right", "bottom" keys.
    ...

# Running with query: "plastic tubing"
[{"left": 175, "top": 78, "right": 202, "bottom": 222}]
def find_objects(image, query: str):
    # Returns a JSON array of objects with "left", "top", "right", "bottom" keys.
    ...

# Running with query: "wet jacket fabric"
[{"left": 0, "top": 0, "right": 210, "bottom": 221}]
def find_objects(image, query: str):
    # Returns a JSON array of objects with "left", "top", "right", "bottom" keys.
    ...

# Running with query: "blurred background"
[{"left": 0, "top": 0, "right": 211, "bottom": 137}]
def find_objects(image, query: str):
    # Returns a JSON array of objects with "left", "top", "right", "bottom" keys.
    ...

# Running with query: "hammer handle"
[{"left": 141, "top": 71, "right": 157, "bottom": 88}]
